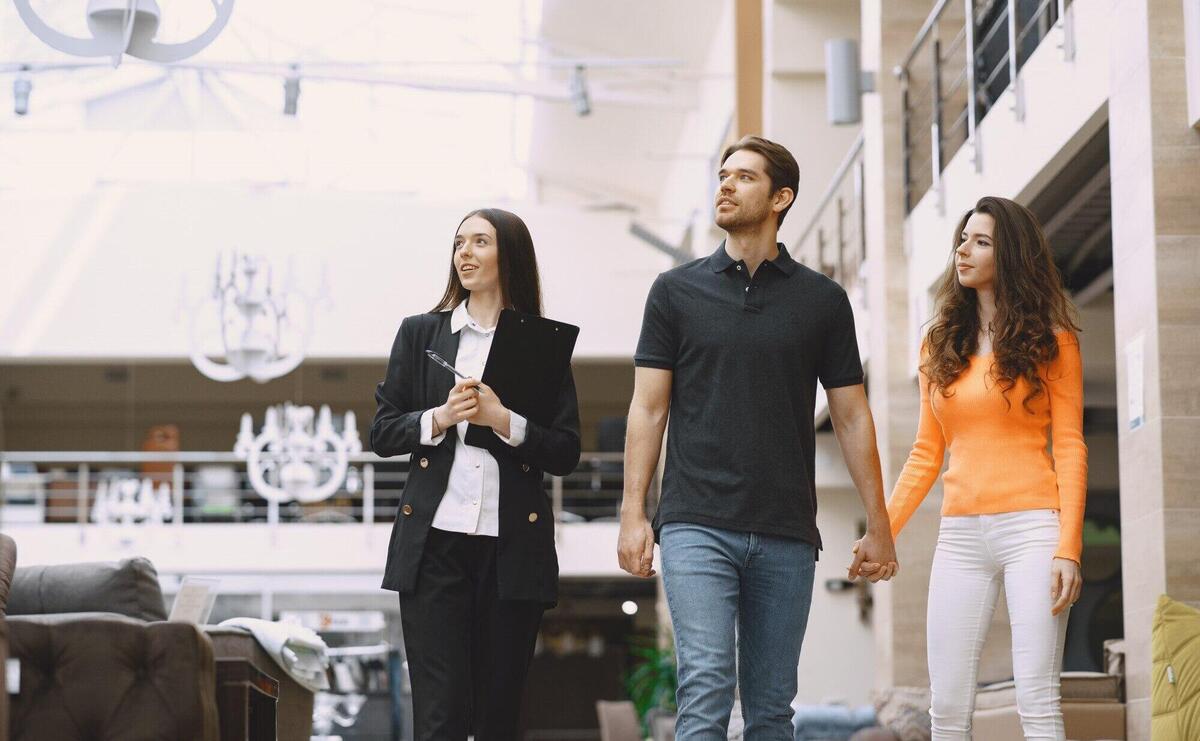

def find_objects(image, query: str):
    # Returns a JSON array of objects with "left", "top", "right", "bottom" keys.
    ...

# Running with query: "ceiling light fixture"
[
  {"left": 569, "top": 64, "right": 590, "bottom": 117},
  {"left": 11, "top": 0, "right": 236, "bottom": 68},
  {"left": 283, "top": 63, "right": 300, "bottom": 116},
  {"left": 12, "top": 66, "right": 31, "bottom": 115}
]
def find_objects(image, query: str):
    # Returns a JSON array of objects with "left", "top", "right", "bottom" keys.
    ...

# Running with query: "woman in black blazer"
[{"left": 370, "top": 208, "right": 580, "bottom": 741}]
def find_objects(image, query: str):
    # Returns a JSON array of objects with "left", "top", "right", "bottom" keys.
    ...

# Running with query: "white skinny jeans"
[{"left": 927, "top": 509, "right": 1070, "bottom": 740}]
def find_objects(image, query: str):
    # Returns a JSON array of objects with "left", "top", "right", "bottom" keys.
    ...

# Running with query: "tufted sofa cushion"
[
  {"left": 7, "top": 615, "right": 219, "bottom": 741},
  {"left": 8, "top": 557, "right": 167, "bottom": 621}
]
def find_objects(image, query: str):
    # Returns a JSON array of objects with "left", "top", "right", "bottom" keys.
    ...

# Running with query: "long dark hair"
[
  {"left": 922, "top": 196, "right": 1079, "bottom": 412},
  {"left": 431, "top": 208, "right": 544, "bottom": 316}
]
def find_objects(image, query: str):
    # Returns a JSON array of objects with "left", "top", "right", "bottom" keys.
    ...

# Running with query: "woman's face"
[
  {"left": 454, "top": 215, "right": 501, "bottom": 294},
  {"left": 955, "top": 211, "right": 996, "bottom": 290}
]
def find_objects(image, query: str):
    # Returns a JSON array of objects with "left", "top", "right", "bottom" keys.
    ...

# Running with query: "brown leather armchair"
[
  {"left": 4, "top": 554, "right": 220, "bottom": 740},
  {"left": 4, "top": 552, "right": 315, "bottom": 741}
]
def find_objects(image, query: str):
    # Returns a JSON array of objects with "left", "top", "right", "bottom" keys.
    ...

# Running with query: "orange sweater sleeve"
[
  {"left": 886, "top": 361, "right": 946, "bottom": 541},
  {"left": 1047, "top": 334, "right": 1088, "bottom": 563}
]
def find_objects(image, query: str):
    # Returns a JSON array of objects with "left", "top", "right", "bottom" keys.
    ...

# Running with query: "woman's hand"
[
  {"left": 433, "top": 378, "right": 481, "bottom": 434},
  {"left": 471, "top": 381, "right": 512, "bottom": 437},
  {"left": 1050, "top": 557, "right": 1082, "bottom": 616},
  {"left": 849, "top": 536, "right": 899, "bottom": 582}
]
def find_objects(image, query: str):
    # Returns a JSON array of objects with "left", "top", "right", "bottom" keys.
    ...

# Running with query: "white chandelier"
[
  {"left": 188, "top": 251, "right": 319, "bottom": 384},
  {"left": 91, "top": 477, "right": 174, "bottom": 525},
  {"left": 12, "top": 0, "right": 235, "bottom": 68},
  {"left": 235, "top": 403, "right": 362, "bottom": 504}
]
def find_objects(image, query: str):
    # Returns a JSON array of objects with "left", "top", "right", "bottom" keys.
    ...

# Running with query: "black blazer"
[{"left": 370, "top": 310, "right": 581, "bottom": 604}]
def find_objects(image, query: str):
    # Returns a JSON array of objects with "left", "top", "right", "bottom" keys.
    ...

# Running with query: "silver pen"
[{"left": 425, "top": 350, "right": 484, "bottom": 392}]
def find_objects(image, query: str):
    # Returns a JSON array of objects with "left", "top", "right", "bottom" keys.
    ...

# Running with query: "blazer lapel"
[{"left": 426, "top": 311, "right": 461, "bottom": 440}]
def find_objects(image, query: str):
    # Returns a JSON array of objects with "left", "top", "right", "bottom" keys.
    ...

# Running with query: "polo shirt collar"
[{"left": 707, "top": 241, "right": 798, "bottom": 277}]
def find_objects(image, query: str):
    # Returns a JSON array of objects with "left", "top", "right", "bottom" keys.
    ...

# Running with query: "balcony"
[
  {"left": 899, "top": 0, "right": 1079, "bottom": 213},
  {"left": 0, "top": 450, "right": 644, "bottom": 586}
]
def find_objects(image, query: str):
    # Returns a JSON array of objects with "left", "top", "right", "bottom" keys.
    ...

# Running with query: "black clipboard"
[{"left": 464, "top": 309, "right": 579, "bottom": 449}]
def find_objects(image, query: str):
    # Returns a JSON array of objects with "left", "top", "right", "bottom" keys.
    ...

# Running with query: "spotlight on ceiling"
[
  {"left": 13, "top": 67, "right": 31, "bottom": 116},
  {"left": 569, "top": 64, "right": 590, "bottom": 117},
  {"left": 283, "top": 65, "right": 300, "bottom": 116}
]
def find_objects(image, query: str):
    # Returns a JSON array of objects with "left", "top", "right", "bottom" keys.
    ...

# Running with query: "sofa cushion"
[
  {"left": 1152, "top": 594, "right": 1200, "bottom": 740},
  {"left": 974, "top": 671, "right": 1122, "bottom": 710},
  {"left": 8, "top": 557, "right": 167, "bottom": 621}
]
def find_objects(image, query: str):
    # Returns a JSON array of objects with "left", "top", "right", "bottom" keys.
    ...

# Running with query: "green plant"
[{"left": 624, "top": 636, "right": 677, "bottom": 734}]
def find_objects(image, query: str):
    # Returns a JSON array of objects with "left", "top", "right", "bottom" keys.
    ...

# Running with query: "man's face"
[{"left": 714, "top": 149, "right": 781, "bottom": 231}]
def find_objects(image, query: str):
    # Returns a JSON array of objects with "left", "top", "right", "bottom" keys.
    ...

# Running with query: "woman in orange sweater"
[{"left": 859, "top": 196, "right": 1087, "bottom": 740}]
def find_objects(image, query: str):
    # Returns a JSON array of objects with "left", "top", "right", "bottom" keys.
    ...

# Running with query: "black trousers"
[{"left": 399, "top": 527, "right": 545, "bottom": 741}]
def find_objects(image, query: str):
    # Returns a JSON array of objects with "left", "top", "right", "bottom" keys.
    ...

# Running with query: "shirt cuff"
[
  {"left": 420, "top": 409, "right": 447, "bottom": 446},
  {"left": 496, "top": 412, "right": 527, "bottom": 447}
]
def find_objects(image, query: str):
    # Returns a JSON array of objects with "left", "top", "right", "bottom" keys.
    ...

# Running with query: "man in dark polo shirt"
[{"left": 618, "top": 135, "right": 899, "bottom": 739}]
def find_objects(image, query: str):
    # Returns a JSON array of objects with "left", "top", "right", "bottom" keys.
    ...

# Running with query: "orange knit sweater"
[{"left": 886, "top": 332, "right": 1088, "bottom": 563}]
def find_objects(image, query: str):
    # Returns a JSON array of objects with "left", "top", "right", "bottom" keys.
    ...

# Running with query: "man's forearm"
[
  {"left": 621, "top": 403, "right": 668, "bottom": 520},
  {"left": 833, "top": 410, "right": 890, "bottom": 533}
]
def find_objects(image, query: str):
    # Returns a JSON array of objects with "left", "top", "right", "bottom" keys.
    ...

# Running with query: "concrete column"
[
  {"left": 859, "top": 0, "right": 940, "bottom": 689},
  {"left": 1108, "top": 0, "right": 1200, "bottom": 737}
]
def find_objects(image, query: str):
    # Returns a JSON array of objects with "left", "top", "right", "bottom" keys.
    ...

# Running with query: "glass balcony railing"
[
  {"left": 0, "top": 450, "right": 644, "bottom": 529},
  {"left": 898, "top": 0, "right": 1077, "bottom": 212}
]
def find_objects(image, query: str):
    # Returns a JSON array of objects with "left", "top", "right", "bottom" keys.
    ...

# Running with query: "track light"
[
  {"left": 283, "top": 64, "right": 300, "bottom": 116},
  {"left": 13, "top": 66, "right": 31, "bottom": 116},
  {"left": 569, "top": 64, "right": 590, "bottom": 117}
]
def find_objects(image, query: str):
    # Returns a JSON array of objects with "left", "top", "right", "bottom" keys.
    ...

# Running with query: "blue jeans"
[{"left": 660, "top": 521, "right": 817, "bottom": 741}]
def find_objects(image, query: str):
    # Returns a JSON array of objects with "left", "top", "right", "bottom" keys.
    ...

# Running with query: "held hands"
[
  {"left": 432, "top": 379, "right": 510, "bottom": 435},
  {"left": 617, "top": 513, "right": 657, "bottom": 578},
  {"left": 1051, "top": 557, "right": 1082, "bottom": 616},
  {"left": 848, "top": 529, "right": 900, "bottom": 583}
]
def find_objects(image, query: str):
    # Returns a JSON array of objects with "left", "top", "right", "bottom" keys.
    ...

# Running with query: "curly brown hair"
[{"left": 922, "top": 196, "right": 1080, "bottom": 413}]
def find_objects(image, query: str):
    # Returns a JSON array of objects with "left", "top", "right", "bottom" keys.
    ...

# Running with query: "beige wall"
[
  {"left": 763, "top": 0, "right": 863, "bottom": 247},
  {"left": 1108, "top": 0, "right": 1200, "bottom": 737}
]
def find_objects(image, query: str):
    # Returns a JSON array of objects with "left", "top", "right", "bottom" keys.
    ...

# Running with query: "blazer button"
[
  {"left": 521, "top": 464, "right": 531, "bottom": 473},
  {"left": 528, "top": 512, "right": 538, "bottom": 523},
  {"left": 419, "top": 458, "right": 429, "bottom": 469},
  {"left": 402, "top": 505, "right": 413, "bottom": 516}
]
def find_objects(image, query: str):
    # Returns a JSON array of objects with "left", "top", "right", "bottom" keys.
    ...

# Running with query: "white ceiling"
[{"left": 0, "top": 0, "right": 728, "bottom": 213}]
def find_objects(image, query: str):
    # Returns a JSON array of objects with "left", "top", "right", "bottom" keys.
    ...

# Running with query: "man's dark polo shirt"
[{"left": 634, "top": 242, "right": 864, "bottom": 551}]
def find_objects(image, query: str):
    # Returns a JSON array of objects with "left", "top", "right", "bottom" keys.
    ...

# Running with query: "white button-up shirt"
[{"left": 419, "top": 301, "right": 527, "bottom": 537}]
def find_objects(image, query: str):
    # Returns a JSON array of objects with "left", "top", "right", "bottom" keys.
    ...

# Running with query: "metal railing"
[
  {"left": 0, "top": 450, "right": 643, "bottom": 529},
  {"left": 898, "top": 0, "right": 1076, "bottom": 213},
  {"left": 793, "top": 131, "right": 867, "bottom": 302}
]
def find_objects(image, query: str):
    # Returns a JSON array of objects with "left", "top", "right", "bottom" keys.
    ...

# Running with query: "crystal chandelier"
[
  {"left": 235, "top": 404, "right": 362, "bottom": 504},
  {"left": 188, "top": 251, "right": 319, "bottom": 384},
  {"left": 12, "top": 0, "right": 236, "bottom": 68},
  {"left": 91, "top": 477, "right": 174, "bottom": 525}
]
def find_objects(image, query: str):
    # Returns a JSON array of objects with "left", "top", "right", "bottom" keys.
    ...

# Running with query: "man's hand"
[
  {"left": 1050, "top": 557, "right": 1081, "bottom": 616},
  {"left": 848, "top": 529, "right": 899, "bottom": 583},
  {"left": 617, "top": 512, "right": 657, "bottom": 578}
]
